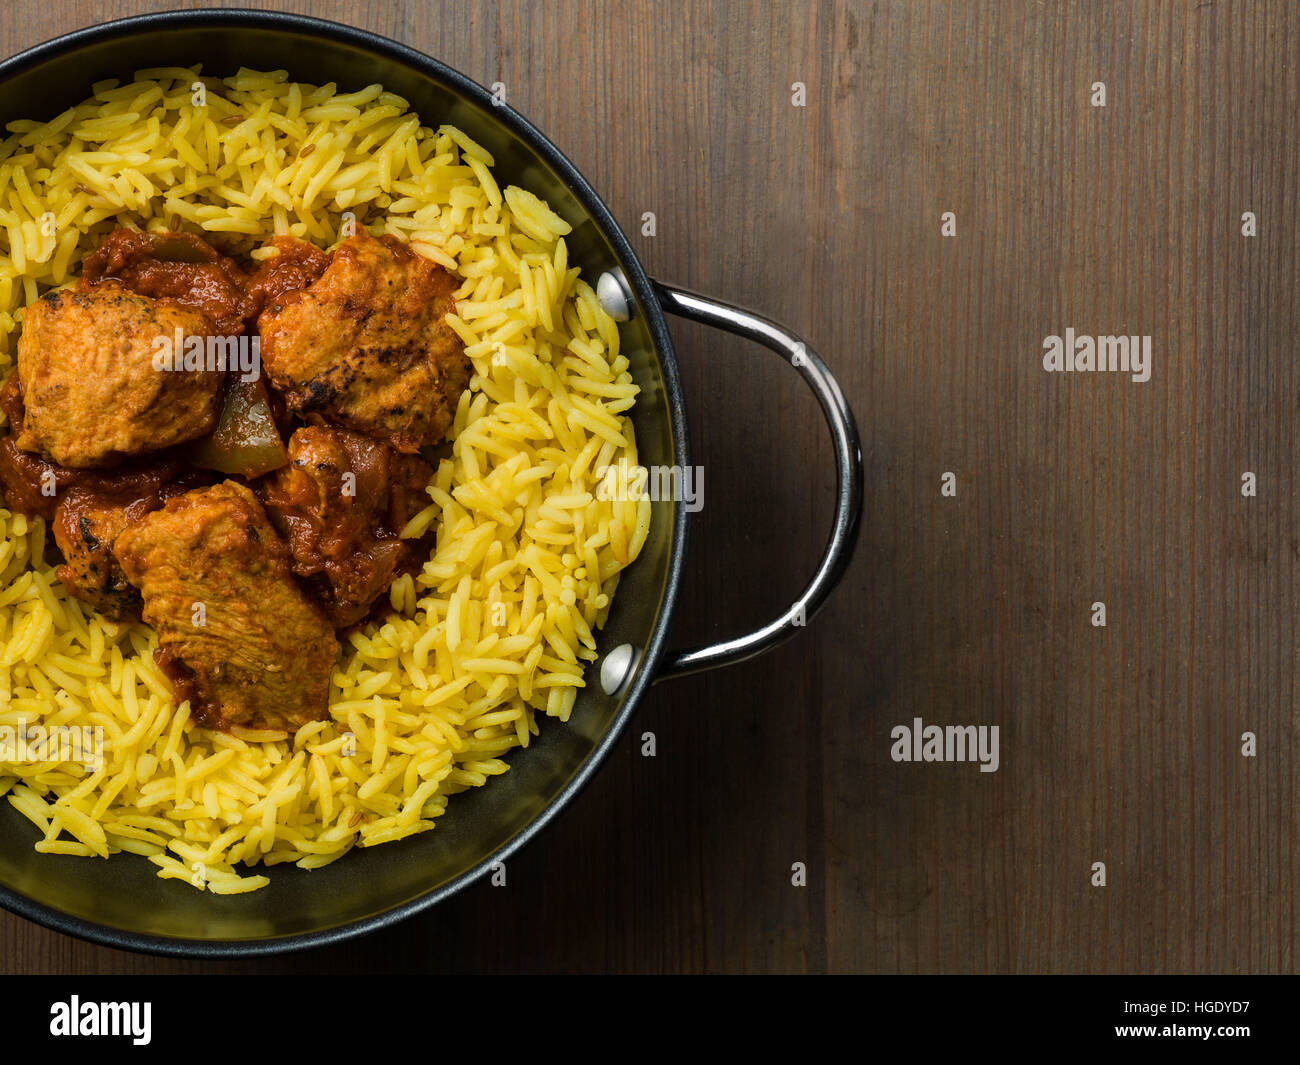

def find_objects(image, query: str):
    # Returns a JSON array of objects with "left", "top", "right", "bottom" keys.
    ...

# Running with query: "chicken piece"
[
  {"left": 258, "top": 231, "right": 470, "bottom": 452},
  {"left": 51, "top": 470, "right": 207, "bottom": 620},
  {"left": 113, "top": 481, "right": 339, "bottom": 732},
  {"left": 259, "top": 426, "right": 433, "bottom": 627},
  {"left": 15, "top": 283, "right": 223, "bottom": 468},
  {"left": 53, "top": 492, "right": 150, "bottom": 620}
]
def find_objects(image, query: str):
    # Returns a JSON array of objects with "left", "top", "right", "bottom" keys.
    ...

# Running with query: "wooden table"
[{"left": 1, "top": 0, "right": 1295, "bottom": 974}]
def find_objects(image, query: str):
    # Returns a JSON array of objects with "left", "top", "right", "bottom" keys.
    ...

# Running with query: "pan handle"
[{"left": 650, "top": 280, "right": 863, "bottom": 681}]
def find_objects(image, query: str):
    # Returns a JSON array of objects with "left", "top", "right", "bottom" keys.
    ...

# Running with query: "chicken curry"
[{"left": 0, "top": 227, "right": 471, "bottom": 733}]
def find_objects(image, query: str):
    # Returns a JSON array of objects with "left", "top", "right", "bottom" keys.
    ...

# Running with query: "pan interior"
[{"left": 0, "top": 13, "right": 683, "bottom": 947}]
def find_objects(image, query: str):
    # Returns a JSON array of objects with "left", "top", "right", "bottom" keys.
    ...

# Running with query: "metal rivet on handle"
[
  {"left": 600, "top": 643, "right": 640, "bottom": 696},
  {"left": 596, "top": 270, "right": 634, "bottom": 322}
]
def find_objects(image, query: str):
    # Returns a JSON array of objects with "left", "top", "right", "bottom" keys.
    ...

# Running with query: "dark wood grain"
[{"left": 0, "top": 0, "right": 1296, "bottom": 974}]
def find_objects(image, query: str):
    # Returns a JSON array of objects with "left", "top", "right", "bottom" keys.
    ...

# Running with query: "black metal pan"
[{"left": 0, "top": 8, "right": 861, "bottom": 956}]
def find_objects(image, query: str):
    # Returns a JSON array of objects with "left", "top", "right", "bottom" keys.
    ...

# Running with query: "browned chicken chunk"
[
  {"left": 50, "top": 467, "right": 208, "bottom": 621},
  {"left": 259, "top": 426, "right": 433, "bottom": 627},
  {"left": 258, "top": 231, "right": 470, "bottom": 452},
  {"left": 15, "top": 283, "right": 223, "bottom": 468},
  {"left": 52, "top": 493, "right": 144, "bottom": 620},
  {"left": 113, "top": 481, "right": 339, "bottom": 733}
]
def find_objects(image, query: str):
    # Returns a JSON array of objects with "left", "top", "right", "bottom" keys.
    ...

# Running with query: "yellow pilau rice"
[{"left": 0, "top": 67, "right": 651, "bottom": 892}]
